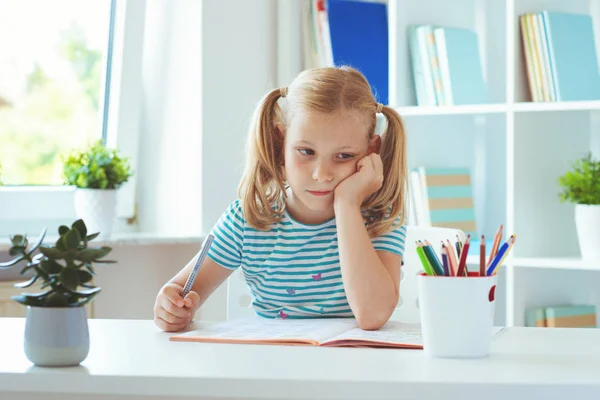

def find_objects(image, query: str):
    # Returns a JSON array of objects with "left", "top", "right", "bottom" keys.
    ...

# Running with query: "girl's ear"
[{"left": 368, "top": 135, "right": 382, "bottom": 154}]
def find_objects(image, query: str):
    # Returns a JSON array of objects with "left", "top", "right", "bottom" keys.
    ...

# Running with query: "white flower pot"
[
  {"left": 24, "top": 306, "right": 90, "bottom": 367},
  {"left": 74, "top": 189, "right": 116, "bottom": 238},
  {"left": 575, "top": 204, "right": 600, "bottom": 262}
]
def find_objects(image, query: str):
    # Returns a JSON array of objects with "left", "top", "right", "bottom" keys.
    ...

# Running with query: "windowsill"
[{"left": 0, "top": 232, "right": 204, "bottom": 252}]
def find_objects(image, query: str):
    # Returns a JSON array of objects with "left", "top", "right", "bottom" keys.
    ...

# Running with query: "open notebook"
[{"left": 171, "top": 317, "right": 422, "bottom": 349}]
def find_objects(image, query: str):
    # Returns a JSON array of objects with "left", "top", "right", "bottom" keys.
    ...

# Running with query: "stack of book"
[
  {"left": 408, "top": 167, "right": 477, "bottom": 238},
  {"left": 520, "top": 11, "right": 600, "bottom": 102},
  {"left": 526, "top": 304, "right": 597, "bottom": 328},
  {"left": 408, "top": 24, "right": 487, "bottom": 106}
]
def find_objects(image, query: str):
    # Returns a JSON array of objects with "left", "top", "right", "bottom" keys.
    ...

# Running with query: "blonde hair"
[{"left": 238, "top": 66, "right": 408, "bottom": 237}]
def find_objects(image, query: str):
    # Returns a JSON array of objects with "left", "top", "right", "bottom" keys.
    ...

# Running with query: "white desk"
[{"left": 0, "top": 318, "right": 599, "bottom": 400}]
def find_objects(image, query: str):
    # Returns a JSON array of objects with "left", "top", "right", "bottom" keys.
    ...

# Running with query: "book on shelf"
[
  {"left": 526, "top": 304, "right": 597, "bottom": 328},
  {"left": 408, "top": 24, "right": 487, "bottom": 106},
  {"left": 170, "top": 317, "right": 424, "bottom": 349},
  {"left": 303, "top": 0, "right": 389, "bottom": 104},
  {"left": 407, "top": 166, "right": 493, "bottom": 252},
  {"left": 520, "top": 11, "right": 600, "bottom": 102}
]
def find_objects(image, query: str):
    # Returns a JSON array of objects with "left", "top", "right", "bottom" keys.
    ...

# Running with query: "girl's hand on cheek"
[{"left": 334, "top": 153, "right": 383, "bottom": 208}]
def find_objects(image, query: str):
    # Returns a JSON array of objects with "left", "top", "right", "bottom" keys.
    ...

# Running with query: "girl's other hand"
[{"left": 153, "top": 282, "right": 201, "bottom": 332}]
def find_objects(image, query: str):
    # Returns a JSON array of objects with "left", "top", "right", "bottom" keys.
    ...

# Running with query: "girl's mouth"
[{"left": 307, "top": 190, "right": 332, "bottom": 197}]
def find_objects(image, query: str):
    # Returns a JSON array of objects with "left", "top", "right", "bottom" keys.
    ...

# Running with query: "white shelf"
[
  {"left": 513, "top": 257, "right": 600, "bottom": 271},
  {"left": 395, "top": 101, "right": 600, "bottom": 117},
  {"left": 513, "top": 100, "right": 600, "bottom": 113},
  {"left": 394, "top": 103, "right": 508, "bottom": 117},
  {"left": 386, "top": 0, "right": 600, "bottom": 328}
]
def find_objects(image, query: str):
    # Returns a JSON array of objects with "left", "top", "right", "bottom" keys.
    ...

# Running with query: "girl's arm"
[{"left": 334, "top": 200, "right": 401, "bottom": 330}]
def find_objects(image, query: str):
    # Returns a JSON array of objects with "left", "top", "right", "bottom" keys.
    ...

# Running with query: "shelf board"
[
  {"left": 393, "top": 101, "right": 600, "bottom": 116},
  {"left": 394, "top": 103, "right": 508, "bottom": 117},
  {"left": 512, "top": 100, "right": 600, "bottom": 113},
  {"left": 512, "top": 257, "right": 600, "bottom": 271}
]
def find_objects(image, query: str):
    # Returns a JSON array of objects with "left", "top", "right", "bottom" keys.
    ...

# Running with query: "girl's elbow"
[
  {"left": 355, "top": 304, "right": 396, "bottom": 330},
  {"left": 357, "top": 317, "right": 387, "bottom": 331}
]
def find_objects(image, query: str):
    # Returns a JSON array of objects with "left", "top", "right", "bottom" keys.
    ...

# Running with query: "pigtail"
[
  {"left": 363, "top": 105, "right": 408, "bottom": 237},
  {"left": 238, "top": 88, "right": 288, "bottom": 230}
]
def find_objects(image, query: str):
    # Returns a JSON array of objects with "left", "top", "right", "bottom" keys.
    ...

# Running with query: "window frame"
[{"left": 0, "top": 0, "right": 146, "bottom": 233}]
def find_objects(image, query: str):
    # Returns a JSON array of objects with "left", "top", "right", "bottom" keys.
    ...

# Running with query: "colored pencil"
[
  {"left": 487, "top": 224, "right": 503, "bottom": 267},
  {"left": 441, "top": 245, "right": 449, "bottom": 276},
  {"left": 479, "top": 234, "right": 486, "bottom": 276},
  {"left": 455, "top": 235, "right": 462, "bottom": 259},
  {"left": 445, "top": 239, "right": 459, "bottom": 276},
  {"left": 424, "top": 240, "right": 444, "bottom": 276},
  {"left": 486, "top": 235, "right": 516, "bottom": 276},
  {"left": 494, "top": 234, "right": 517, "bottom": 272},
  {"left": 416, "top": 241, "right": 434, "bottom": 275},
  {"left": 422, "top": 241, "right": 444, "bottom": 276},
  {"left": 456, "top": 234, "right": 470, "bottom": 276}
]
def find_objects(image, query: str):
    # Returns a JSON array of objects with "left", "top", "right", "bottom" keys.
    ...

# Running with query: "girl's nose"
[{"left": 312, "top": 162, "right": 334, "bottom": 183}]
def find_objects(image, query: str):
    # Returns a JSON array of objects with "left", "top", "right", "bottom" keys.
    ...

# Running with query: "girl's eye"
[
  {"left": 336, "top": 153, "right": 354, "bottom": 160},
  {"left": 298, "top": 149, "right": 315, "bottom": 156}
]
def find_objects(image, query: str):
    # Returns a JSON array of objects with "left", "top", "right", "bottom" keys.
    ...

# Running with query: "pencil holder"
[{"left": 417, "top": 272, "right": 498, "bottom": 358}]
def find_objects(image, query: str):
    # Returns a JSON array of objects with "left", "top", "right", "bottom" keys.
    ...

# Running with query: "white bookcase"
[{"left": 387, "top": 0, "right": 600, "bottom": 326}]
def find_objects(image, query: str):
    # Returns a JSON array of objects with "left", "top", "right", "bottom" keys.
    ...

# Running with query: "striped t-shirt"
[{"left": 207, "top": 199, "right": 407, "bottom": 319}]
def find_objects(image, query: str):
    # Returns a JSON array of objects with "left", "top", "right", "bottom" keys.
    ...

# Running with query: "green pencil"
[{"left": 416, "top": 242, "right": 434, "bottom": 276}]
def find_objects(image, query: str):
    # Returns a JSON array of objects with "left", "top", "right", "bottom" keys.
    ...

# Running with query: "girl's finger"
[
  {"left": 157, "top": 308, "right": 188, "bottom": 325},
  {"left": 161, "top": 296, "right": 191, "bottom": 318},
  {"left": 371, "top": 153, "right": 384, "bottom": 177}
]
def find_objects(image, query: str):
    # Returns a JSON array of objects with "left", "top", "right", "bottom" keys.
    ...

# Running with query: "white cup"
[{"left": 417, "top": 272, "right": 498, "bottom": 358}]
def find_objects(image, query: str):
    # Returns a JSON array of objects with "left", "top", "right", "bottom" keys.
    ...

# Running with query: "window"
[
  {"left": 0, "top": 0, "right": 113, "bottom": 185},
  {"left": 0, "top": 0, "right": 146, "bottom": 234}
]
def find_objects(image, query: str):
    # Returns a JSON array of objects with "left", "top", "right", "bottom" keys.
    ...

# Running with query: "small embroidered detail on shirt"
[
  {"left": 286, "top": 288, "right": 296, "bottom": 295},
  {"left": 312, "top": 273, "right": 322, "bottom": 281},
  {"left": 279, "top": 310, "right": 289, "bottom": 319},
  {"left": 319, "top": 307, "right": 325, "bottom": 313}
]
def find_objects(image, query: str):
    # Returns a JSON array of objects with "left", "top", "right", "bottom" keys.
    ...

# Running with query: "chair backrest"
[{"left": 226, "top": 226, "right": 466, "bottom": 322}]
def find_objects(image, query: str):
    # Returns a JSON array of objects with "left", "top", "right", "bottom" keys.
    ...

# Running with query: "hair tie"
[
  {"left": 376, "top": 103, "right": 383, "bottom": 113},
  {"left": 280, "top": 87, "right": 288, "bottom": 98}
]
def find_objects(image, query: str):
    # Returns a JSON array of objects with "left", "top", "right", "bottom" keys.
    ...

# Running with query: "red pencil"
[
  {"left": 456, "top": 234, "right": 470, "bottom": 276},
  {"left": 479, "top": 234, "right": 486, "bottom": 276}
]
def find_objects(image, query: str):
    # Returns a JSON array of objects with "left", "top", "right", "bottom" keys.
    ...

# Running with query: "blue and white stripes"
[{"left": 207, "top": 200, "right": 407, "bottom": 319}]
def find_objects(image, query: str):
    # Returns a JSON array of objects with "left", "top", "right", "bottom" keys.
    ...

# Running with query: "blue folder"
[
  {"left": 543, "top": 11, "right": 600, "bottom": 101},
  {"left": 327, "top": 0, "right": 389, "bottom": 104}
]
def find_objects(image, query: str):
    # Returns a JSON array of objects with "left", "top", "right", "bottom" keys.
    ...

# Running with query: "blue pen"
[{"left": 486, "top": 238, "right": 510, "bottom": 276}]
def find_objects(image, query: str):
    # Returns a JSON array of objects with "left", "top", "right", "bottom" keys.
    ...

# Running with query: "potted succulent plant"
[
  {"left": 62, "top": 140, "right": 133, "bottom": 238},
  {"left": 0, "top": 219, "right": 114, "bottom": 367},
  {"left": 558, "top": 152, "right": 600, "bottom": 261}
]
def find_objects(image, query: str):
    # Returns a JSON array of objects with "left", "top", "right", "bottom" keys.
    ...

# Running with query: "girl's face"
[{"left": 282, "top": 109, "right": 378, "bottom": 224}]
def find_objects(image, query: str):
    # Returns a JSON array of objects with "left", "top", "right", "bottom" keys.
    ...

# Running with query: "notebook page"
[
  {"left": 322, "top": 324, "right": 506, "bottom": 347},
  {"left": 322, "top": 321, "right": 423, "bottom": 347},
  {"left": 171, "top": 317, "right": 358, "bottom": 345}
]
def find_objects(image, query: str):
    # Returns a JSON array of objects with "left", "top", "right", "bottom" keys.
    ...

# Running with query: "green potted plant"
[
  {"left": 558, "top": 152, "right": 600, "bottom": 261},
  {"left": 0, "top": 219, "right": 114, "bottom": 367},
  {"left": 63, "top": 140, "right": 134, "bottom": 238}
]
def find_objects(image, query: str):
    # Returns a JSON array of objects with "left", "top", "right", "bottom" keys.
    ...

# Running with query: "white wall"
[
  {"left": 96, "top": 0, "right": 280, "bottom": 320},
  {"left": 137, "top": 0, "right": 203, "bottom": 236},
  {"left": 200, "top": 0, "right": 278, "bottom": 233},
  {"left": 137, "top": 0, "right": 280, "bottom": 235}
]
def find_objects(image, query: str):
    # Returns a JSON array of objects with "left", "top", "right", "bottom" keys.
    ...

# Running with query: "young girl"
[{"left": 153, "top": 66, "right": 408, "bottom": 331}]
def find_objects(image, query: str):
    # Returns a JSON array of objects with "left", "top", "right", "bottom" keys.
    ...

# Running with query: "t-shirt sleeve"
[
  {"left": 206, "top": 200, "right": 244, "bottom": 270},
  {"left": 371, "top": 221, "right": 407, "bottom": 258}
]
